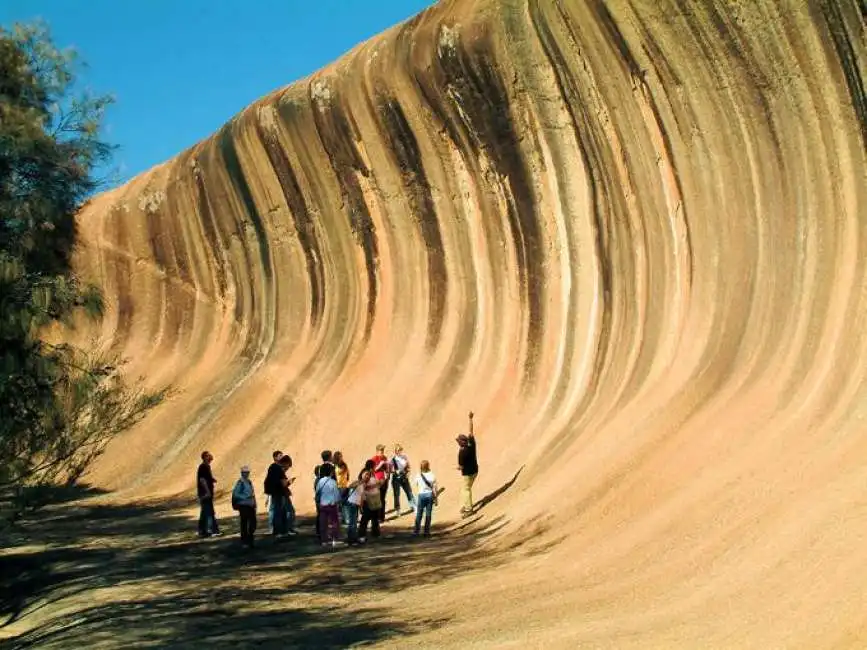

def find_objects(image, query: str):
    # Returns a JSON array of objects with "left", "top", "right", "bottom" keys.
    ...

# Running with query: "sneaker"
[
  {"left": 211, "top": 531, "right": 223, "bottom": 537},
  {"left": 358, "top": 537, "right": 367, "bottom": 544},
  {"left": 331, "top": 540, "right": 345, "bottom": 548},
  {"left": 285, "top": 530, "right": 298, "bottom": 536}
]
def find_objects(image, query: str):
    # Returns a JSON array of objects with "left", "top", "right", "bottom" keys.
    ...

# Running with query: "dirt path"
[{"left": 0, "top": 496, "right": 507, "bottom": 649}]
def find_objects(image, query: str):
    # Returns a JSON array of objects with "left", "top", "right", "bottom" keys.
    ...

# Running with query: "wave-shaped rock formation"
[{"left": 75, "top": 0, "right": 866, "bottom": 645}]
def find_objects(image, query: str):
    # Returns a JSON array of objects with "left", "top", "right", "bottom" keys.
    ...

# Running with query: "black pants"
[
  {"left": 392, "top": 473, "right": 415, "bottom": 511},
  {"left": 359, "top": 504, "right": 381, "bottom": 539},
  {"left": 378, "top": 482, "right": 388, "bottom": 521},
  {"left": 238, "top": 505, "right": 256, "bottom": 546}
]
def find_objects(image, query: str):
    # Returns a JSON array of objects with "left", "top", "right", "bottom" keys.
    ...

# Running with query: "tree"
[{"left": 0, "top": 22, "right": 166, "bottom": 519}]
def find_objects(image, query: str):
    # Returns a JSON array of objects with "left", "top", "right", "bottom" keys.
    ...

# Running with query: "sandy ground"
[
  {"left": 12, "top": 0, "right": 867, "bottom": 647},
  {"left": 0, "top": 492, "right": 521, "bottom": 649}
]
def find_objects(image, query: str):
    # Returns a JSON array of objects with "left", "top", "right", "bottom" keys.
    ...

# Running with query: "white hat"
[{"left": 240, "top": 465, "right": 250, "bottom": 473}]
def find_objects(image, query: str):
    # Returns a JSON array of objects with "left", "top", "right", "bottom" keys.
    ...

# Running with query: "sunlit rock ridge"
[{"left": 77, "top": 0, "right": 866, "bottom": 643}]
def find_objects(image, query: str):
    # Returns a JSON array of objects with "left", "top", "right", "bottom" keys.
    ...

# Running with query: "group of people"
[{"left": 195, "top": 412, "right": 479, "bottom": 549}]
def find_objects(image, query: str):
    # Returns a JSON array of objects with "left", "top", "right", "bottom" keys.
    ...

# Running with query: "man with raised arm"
[{"left": 456, "top": 411, "right": 478, "bottom": 518}]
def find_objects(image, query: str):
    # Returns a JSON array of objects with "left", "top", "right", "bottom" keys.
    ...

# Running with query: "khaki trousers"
[{"left": 460, "top": 473, "right": 477, "bottom": 512}]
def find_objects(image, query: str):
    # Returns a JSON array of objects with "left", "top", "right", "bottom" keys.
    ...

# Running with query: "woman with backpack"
[
  {"left": 232, "top": 466, "right": 257, "bottom": 548},
  {"left": 413, "top": 460, "right": 438, "bottom": 538}
]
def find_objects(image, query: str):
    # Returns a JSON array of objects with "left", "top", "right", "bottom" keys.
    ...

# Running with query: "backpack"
[
  {"left": 263, "top": 463, "right": 280, "bottom": 496},
  {"left": 231, "top": 479, "right": 244, "bottom": 510}
]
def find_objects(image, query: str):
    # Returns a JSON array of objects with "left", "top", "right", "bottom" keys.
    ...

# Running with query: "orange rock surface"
[{"left": 71, "top": 0, "right": 867, "bottom": 645}]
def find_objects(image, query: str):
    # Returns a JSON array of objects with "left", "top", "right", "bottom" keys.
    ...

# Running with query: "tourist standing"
[
  {"left": 232, "top": 466, "right": 257, "bottom": 547},
  {"left": 197, "top": 450, "right": 221, "bottom": 537},
  {"left": 333, "top": 451, "right": 351, "bottom": 525},
  {"left": 456, "top": 411, "right": 478, "bottom": 517},
  {"left": 391, "top": 444, "right": 416, "bottom": 515},
  {"left": 314, "top": 450, "right": 334, "bottom": 542},
  {"left": 266, "top": 450, "right": 283, "bottom": 532},
  {"left": 266, "top": 455, "right": 292, "bottom": 538},
  {"left": 345, "top": 475, "right": 364, "bottom": 545},
  {"left": 281, "top": 454, "right": 297, "bottom": 535},
  {"left": 315, "top": 464, "right": 342, "bottom": 547},
  {"left": 370, "top": 444, "right": 390, "bottom": 522},
  {"left": 413, "top": 460, "right": 438, "bottom": 537},
  {"left": 358, "top": 461, "right": 382, "bottom": 541}
]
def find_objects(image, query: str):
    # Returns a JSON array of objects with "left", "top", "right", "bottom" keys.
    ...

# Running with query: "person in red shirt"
[{"left": 370, "top": 444, "right": 391, "bottom": 523}]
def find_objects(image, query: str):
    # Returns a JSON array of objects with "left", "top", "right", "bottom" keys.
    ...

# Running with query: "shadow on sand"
[{"left": 0, "top": 492, "right": 509, "bottom": 649}]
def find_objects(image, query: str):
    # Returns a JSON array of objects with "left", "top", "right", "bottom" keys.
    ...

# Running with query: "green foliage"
[{"left": 0, "top": 22, "right": 166, "bottom": 518}]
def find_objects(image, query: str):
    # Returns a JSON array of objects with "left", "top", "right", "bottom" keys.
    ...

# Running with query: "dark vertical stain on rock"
[
  {"left": 192, "top": 164, "right": 229, "bottom": 299},
  {"left": 219, "top": 128, "right": 274, "bottom": 284},
  {"left": 822, "top": 0, "right": 867, "bottom": 148},
  {"left": 255, "top": 122, "right": 326, "bottom": 328},
  {"left": 436, "top": 31, "right": 545, "bottom": 384},
  {"left": 531, "top": 0, "right": 613, "bottom": 412},
  {"left": 309, "top": 83, "right": 379, "bottom": 342},
  {"left": 376, "top": 95, "right": 447, "bottom": 351}
]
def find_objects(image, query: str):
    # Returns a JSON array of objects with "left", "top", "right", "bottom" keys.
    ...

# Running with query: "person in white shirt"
[
  {"left": 391, "top": 444, "right": 417, "bottom": 515},
  {"left": 413, "top": 460, "right": 438, "bottom": 537},
  {"left": 345, "top": 474, "right": 365, "bottom": 545},
  {"left": 315, "top": 465, "right": 343, "bottom": 547}
]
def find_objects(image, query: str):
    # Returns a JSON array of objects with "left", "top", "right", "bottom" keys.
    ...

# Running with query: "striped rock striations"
[{"left": 75, "top": 0, "right": 866, "bottom": 644}]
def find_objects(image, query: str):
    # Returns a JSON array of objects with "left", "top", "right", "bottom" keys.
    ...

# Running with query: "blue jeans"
[
  {"left": 339, "top": 489, "right": 350, "bottom": 524},
  {"left": 286, "top": 498, "right": 296, "bottom": 531},
  {"left": 346, "top": 503, "right": 359, "bottom": 542},
  {"left": 269, "top": 495, "right": 296, "bottom": 532},
  {"left": 414, "top": 492, "right": 433, "bottom": 535},
  {"left": 198, "top": 497, "right": 218, "bottom": 535},
  {"left": 272, "top": 494, "right": 288, "bottom": 536}
]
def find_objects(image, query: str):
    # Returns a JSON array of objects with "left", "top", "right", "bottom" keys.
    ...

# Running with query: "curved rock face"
[{"left": 76, "top": 0, "right": 866, "bottom": 643}]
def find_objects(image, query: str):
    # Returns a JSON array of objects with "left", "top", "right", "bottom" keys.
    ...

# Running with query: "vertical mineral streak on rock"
[
  {"left": 820, "top": 0, "right": 867, "bottom": 147},
  {"left": 439, "top": 28, "right": 546, "bottom": 386},
  {"left": 217, "top": 125, "right": 276, "bottom": 361},
  {"left": 375, "top": 94, "right": 448, "bottom": 351},
  {"left": 254, "top": 109, "right": 326, "bottom": 329},
  {"left": 529, "top": 0, "right": 613, "bottom": 424},
  {"left": 309, "top": 77, "right": 380, "bottom": 343}
]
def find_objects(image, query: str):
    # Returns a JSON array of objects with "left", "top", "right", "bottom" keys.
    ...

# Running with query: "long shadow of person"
[{"left": 471, "top": 465, "right": 524, "bottom": 515}]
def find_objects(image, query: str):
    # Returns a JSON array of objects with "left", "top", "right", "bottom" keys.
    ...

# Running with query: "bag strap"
[{"left": 315, "top": 477, "right": 327, "bottom": 502}]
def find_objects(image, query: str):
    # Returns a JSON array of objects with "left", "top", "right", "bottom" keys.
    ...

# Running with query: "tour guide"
[{"left": 456, "top": 411, "right": 478, "bottom": 517}]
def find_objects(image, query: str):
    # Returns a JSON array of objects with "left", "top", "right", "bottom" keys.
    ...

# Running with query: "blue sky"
[{"left": 0, "top": 0, "right": 435, "bottom": 188}]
